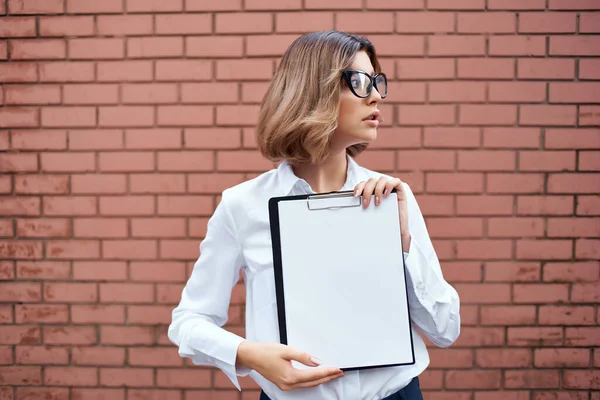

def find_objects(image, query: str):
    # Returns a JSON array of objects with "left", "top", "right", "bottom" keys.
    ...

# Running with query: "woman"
[{"left": 168, "top": 30, "right": 460, "bottom": 400}]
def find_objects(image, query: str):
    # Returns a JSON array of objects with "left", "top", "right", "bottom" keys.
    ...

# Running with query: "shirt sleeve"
[
  {"left": 167, "top": 189, "right": 251, "bottom": 390},
  {"left": 402, "top": 183, "right": 461, "bottom": 348}
]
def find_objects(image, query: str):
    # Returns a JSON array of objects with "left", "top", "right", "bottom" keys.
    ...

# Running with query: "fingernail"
[
  {"left": 375, "top": 196, "right": 380, "bottom": 205},
  {"left": 310, "top": 357, "right": 322, "bottom": 365}
]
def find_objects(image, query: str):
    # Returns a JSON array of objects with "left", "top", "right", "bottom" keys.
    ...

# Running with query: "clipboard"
[{"left": 268, "top": 189, "right": 415, "bottom": 371}]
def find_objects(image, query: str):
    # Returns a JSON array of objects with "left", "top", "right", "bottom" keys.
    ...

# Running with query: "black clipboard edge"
[{"left": 268, "top": 189, "right": 417, "bottom": 370}]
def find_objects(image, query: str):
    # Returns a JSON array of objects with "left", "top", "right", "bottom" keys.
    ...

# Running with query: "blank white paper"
[{"left": 275, "top": 192, "right": 414, "bottom": 370}]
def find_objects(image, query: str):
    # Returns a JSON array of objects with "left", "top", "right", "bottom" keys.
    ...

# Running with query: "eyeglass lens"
[{"left": 349, "top": 72, "right": 387, "bottom": 97}]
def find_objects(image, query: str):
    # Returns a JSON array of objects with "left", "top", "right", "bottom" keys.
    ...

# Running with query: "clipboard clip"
[{"left": 306, "top": 191, "right": 362, "bottom": 211}]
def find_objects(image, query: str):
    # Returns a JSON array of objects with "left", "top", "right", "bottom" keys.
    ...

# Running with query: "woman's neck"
[{"left": 291, "top": 150, "right": 348, "bottom": 193}]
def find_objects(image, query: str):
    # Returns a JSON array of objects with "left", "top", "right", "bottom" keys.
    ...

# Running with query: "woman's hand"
[
  {"left": 354, "top": 177, "right": 411, "bottom": 253},
  {"left": 237, "top": 341, "right": 344, "bottom": 391}
]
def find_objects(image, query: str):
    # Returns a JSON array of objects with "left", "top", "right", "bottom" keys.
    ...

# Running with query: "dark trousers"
[{"left": 259, "top": 376, "right": 423, "bottom": 400}]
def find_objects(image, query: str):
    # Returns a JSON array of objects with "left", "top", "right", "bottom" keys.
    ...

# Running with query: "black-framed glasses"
[{"left": 342, "top": 70, "right": 388, "bottom": 99}]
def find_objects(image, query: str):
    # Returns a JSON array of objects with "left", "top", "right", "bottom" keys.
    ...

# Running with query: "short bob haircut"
[{"left": 256, "top": 30, "right": 382, "bottom": 165}]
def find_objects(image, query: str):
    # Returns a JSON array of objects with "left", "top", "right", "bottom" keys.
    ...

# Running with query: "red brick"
[
  {"left": 99, "top": 106, "right": 154, "bottom": 127},
  {"left": 39, "top": 16, "right": 94, "bottom": 36},
  {"left": 69, "top": 38, "right": 124, "bottom": 60},
  {"left": 184, "top": 128, "right": 241, "bottom": 149},
  {"left": 216, "top": 60, "right": 273, "bottom": 80},
  {"left": 102, "top": 240, "right": 157, "bottom": 260},
  {"left": 580, "top": 59, "right": 600, "bottom": 79},
  {"left": 10, "top": 39, "right": 66, "bottom": 60},
  {"left": 427, "top": 217, "right": 482, "bottom": 238},
  {"left": 46, "top": 240, "right": 99, "bottom": 259},
  {"left": 71, "top": 305, "right": 125, "bottom": 324},
  {"left": 484, "top": 262, "right": 540, "bottom": 282},
  {"left": 215, "top": 13, "right": 272, "bottom": 33},
  {"left": 0, "top": 326, "right": 40, "bottom": 345},
  {"left": 16, "top": 261, "right": 69, "bottom": 280},
  {"left": 423, "top": 127, "right": 480, "bottom": 148},
  {"left": 428, "top": 82, "right": 484, "bottom": 103},
  {"left": 481, "top": 306, "right": 536, "bottom": 325},
  {"left": 580, "top": 106, "right": 600, "bottom": 126},
  {"left": 0, "top": 366, "right": 41, "bottom": 385},
  {"left": 460, "top": 105, "right": 517, "bottom": 125},
  {"left": 544, "top": 261, "right": 599, "bottom": 283},
  {"left": 185, "top": 0, "right": 240, "bottom": 10},
  {"left": 549, "top": 174, "right": 600, "bottom": 194},
  {"left": 336, "top": 12, "right": 394, "bottom": 32},
  {"left": 0, "top": 108, "right": 39, "bottom": 128},
  {"left": 393, "top": 12, "right": 453, "bottom": 33},
  {"left": 157, "top": 105, "right": 212, "bottom": 127},
  {"left": 516, "top": 196, "right": 573, "bottom": 216},
  {"left": 39, "top": 61, "right": 94, "bottom": 82},
  {"left": 188, "top": 218, "right": 210, "bottom": 237},
  {"left": 456, "top": 240, "right": 512, "bottom": 260},
  {"left": 0, "top": 221, "right": 13, "bottom": 238},
  {"left": 71, "top": 174, "right": 126, "bottom": 195},
  {"left": 99, "top": 283, "right": 153, "bottom": 303},
  {"left": 16, "top": 218, "right": 70, "bottom": 238},
  {"left": 122, "top": 83, "right": 177, "bottom": 104},
  {"left": 12, "top": 130, "right": 67, "bottom": 150},
  {"left": 131, "top": 218, "right": 186, "bottom": 238},
  {"left": 129, "top": 174, "right": 185, "bottom": 194},
  {"left": 580, "top": 151, "right": 600, "bottom": 171},
  {"left": 66, "top": 0, "right": 122, "bottom": 12},
  {"left": 540, "top": 306, "right": 595, "bottom": 325},
  {"left": 100, "top": 326, "right": 154, "bottom": 345},
  {"left": 508, "top": 327, "right": 563, "bottom": 347},
  {"left": 97, "top": 15, "right": 152, "bottom": 36},
  {"left": 454, "top": 283, "right": 510, "bottom": 304},
  {"left": 41, "top": 152, "right": 95, "bottom": 172},
  {"left": 566, "top": 327, "right": 600, "bottom": 347},
  {"left": 44, "top": 282, "right": 97, "bottom": 303},
  {"left": 397, "top": 59, "right": 455, "bottom": 79},
  {"left": 518, "top": 59, "right": 575, "bottom": 80},
  {"left": 548, "top": 217, "right": 600, "bottom": 238},
  {"left": 127, "top": 0, "right": 181, "bottom": 11},
  {"left": 0, "top": 282, "right": 40, "bottom": 302},
  {"left": 550, "top": 82, "right": 600, "bottom": 103},
  {"left": 128, "top": 305, "right": 172, "bottom": 324},
  {"left": 99, "top": 196, "right": 155, "bottom": 216},
  {"left": 130, "top": 261, "right": 186, "bottom": 282},
  {"left": 43, "top": 326, "right": 96, "bottom": 345},
  {"left": 429, "top": 36, "right": 485, "bottom": 56},
  {"left": 489, "top": 35, "right": 546, "bottom": 56},
  {"left": 73, "top": 261, "right": 127, "bottom": 281},
  {"left": 41, "top": 106, "right": 95, "bottom": 127},
  {"left": 75, "top": 216, "right": 128, "bottom": 239},
  {"left": 129, "top": 347, "right": 183, "bottom": 367},
  {"left": 535, "top": 349, "right": 590, "bottom": 368},
  {"left": 157, "top": 369, "right": 211, "bottom": 389},
  {"left": 156, "top": 60, "right": 212, "bottom": 81},
  {"left": 99, "top": 152, "right": 154, "bottom": 172},
  {"left": 156, "top": 283, "right": 185, "bottom": 304},
  {"left": 445, "top": 370, "right": 501, "bottom": 390},
  {"left": 457, "top": 150, "right": 515, "bottom": 171},
  {"left": 489, "top": 0, "right": 545, "bottom": 9},
  {"left": 186, "top": 36, "right": 244, "bottom": 58},
  {"left": 513, "top": 284, "right": 569, "bottom": 303},
  {"left": 275, "top": 12, "right": 333, "bottom": 32},
  {"left": 97, "top": 61, "right": 153, "bottom": 82},
  {"left": 45, "top": 367, "right": 97, "bottom": 386},
  {"left": 488, "top": 217, "right": 544, "bottom": 238},
  {"left": 520, "top": 12, "right": 577, "bottom": 33},
  {"left": 550, "top": 36, "right": 600, "bottom": 56},
  {"left": 563, "top": 370, "right": 600, "bottom": 390},
  {"left": 517, "top": 239, "right": 572, "bottom": 260},
  {"left": 427, "top": 0, "right": 483, "bottom": 8},
  {"left": 16, "top": 305, "right": 68, "bottom": 323},
  {"left": 182, "top": 83, "right": 238, "bottom": 104},
  {"left": 156, "top": 151, "right": 213, "bottom": 172},
  {"left": 505, "top": 370, "right": 560, "bottom": 389},
  {"left": 519, "top": 151, "right": 576, "bottom": 172},
  {"left": 457, "top": 195, "right": 513, "bottom": 216},
  {"left": 155, "top": 14, "right": 211, "bottom": 35},
  {"left": 8, "top": 0, "right": 62, "bottom": 13},
  {"left": 427, "top": 348, "right": 473, "bottom": 369},
  {"left": 490, "top": 82, "right": 546, "bottom": 103},
  {"left": 488, "top": 173, "right": 544, "bottom": 194},
  {"left": 0, "top": 241, "right": 43, "bottom": 260},
  {"left": 577, "top": 239, "right": 600, "bottom": 259},
  {"left": 16, "top": 346, "right": 69, "bottom": 365},
  {"left": 43, "top": 196, "right": 97, "bottom": 216},
  {"left": 578, "top": 196, "right": 600, "bottom": 216},
  {"left": 72, "top": 347, "right": 125, "bottom": 366},
  {"left": 476, "top": 349, "right": 532, "bottom": 368},
  {"left": 5, "top": 85, "right": 60, "bottom": 105},
  {"left": 246, "top": 0, "right": 300, "bottom": 9},
  {"left": 72, "top": 389, "right": 125, "bottom": 400},
  {"left": 217, "top": 151, "right": 273, "bottom": 172},
  {"left": 69, "top": 130, "right": 123, "bottom": 150},
  {"left": 460, "top": 12, "right": 515, "bottom": 32},
  {"left": 0, "top": 63, "right": 37, "bottom": 83},
  {"left": 549, "top": 0, "right": 600, "bottom": 9},
  {"left": 18, "top": 388, "right": 69, "bottom": 400},
  {"left": 63, "top": 84, "right": 119, "bottom": 105},
  {"left": 126, "top": 129, "right": 181, "bottom": 149},
  {"left": 160, "top": 240, "right": 201, "bottom": 260},
  {"left": 128, "top": 37, "right": 183, "bottom": 58}
]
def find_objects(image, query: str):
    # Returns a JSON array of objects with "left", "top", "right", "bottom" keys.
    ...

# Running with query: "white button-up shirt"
[{"left": 168, "top": 155, "right": 461, "bottom": 400}]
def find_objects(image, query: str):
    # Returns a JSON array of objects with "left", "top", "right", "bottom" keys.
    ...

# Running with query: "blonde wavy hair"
[{"left": 256, "top": 31, "right": 381, "bottom": 165}]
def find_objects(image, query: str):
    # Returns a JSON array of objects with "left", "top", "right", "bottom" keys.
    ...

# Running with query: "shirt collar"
[{"left": 277, "top": 154, "right": 364, "bottom": 195}]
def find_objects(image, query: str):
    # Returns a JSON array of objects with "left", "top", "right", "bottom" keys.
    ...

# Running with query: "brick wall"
[{"left": 1, "top": 0, "right": 599, "bottom": 399}]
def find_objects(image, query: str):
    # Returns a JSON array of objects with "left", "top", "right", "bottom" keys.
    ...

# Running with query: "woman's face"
[{"left": 332, "top": 50, "right": 384, "bottom": 151}]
